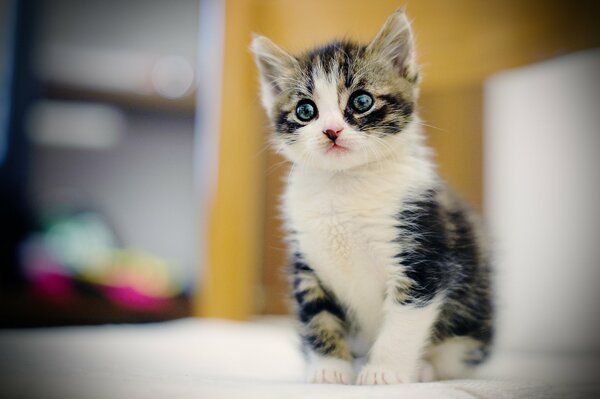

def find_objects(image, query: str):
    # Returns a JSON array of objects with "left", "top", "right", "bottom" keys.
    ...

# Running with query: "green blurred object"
[{"left": 44, "top": 211, "right": 116, "bottom": 277}]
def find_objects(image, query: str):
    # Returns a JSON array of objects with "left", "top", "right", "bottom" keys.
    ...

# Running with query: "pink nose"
[{"left": 323, "top": 127, "right": 343, "bottom": 142}]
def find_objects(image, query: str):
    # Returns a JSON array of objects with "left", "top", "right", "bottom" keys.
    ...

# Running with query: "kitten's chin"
[
  {"left": 284, "top": 149, "right": 374, "bottom": 171},
  {"left": 324, "top": 143, "right": 350, "bottom": 154}
]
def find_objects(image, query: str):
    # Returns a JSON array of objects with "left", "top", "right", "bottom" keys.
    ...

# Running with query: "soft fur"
[{"left": 251, "top": 9, "right": 493, "bottom": 385}]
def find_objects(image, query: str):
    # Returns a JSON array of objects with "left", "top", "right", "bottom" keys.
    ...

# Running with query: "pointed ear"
[
  {"left": 366, "top": 9, "right": 419, "bottom": 83},
  {"left": 250, "top": 34, "right": 298, "bottom": 113}
]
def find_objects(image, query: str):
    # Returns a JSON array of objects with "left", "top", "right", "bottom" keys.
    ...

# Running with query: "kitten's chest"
[
  {"left": 286, "top": 174, "right": 399, "bottom": 263},
  {"left": 284, "top": 171, "right": 406, "bottom": 340},
  {"left": 289, "top": 192, "right": 393, "bottom": 268}
]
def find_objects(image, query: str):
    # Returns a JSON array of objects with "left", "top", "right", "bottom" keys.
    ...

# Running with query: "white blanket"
[{"left": 0, "top": 318, "right": 597, "bottom": 399}]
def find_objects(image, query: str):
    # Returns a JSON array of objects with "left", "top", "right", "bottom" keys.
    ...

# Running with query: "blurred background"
[
  {"left": 0, "top": 0, "right": 199, "bottom": 325},
  {"left": 0, "top": 0, "right": 599, "bottom": 333}
]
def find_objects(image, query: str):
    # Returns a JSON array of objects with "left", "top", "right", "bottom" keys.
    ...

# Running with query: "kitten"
[{"left": 251, "top": 9, "right": 493, "bottom": 385}]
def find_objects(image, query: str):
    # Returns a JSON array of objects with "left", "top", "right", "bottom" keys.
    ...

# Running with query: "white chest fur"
[{"left": 283, "top": 153, "right": 435, "bottom": 346}]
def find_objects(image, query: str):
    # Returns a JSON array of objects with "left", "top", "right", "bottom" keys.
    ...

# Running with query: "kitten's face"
[{"left": 252, "top": 10, "right": 419, "bottom": 171}]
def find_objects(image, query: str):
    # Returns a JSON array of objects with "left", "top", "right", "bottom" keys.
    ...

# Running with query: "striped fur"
[{"left": 252, "top": 9, "right": 493, "bottom": 385}]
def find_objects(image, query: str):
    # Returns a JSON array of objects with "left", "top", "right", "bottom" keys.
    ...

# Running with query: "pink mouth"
[{"left": 325, "top": 143, "right": 349, "bottom": 154}]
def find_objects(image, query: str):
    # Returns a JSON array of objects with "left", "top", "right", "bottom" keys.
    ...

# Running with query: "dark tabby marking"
[
  {"left": 290, "top": 251, "right": 351, "bottom": 360},
  {"left": 393, "top": 189, "right": 494, "bottom": 357},
  {"left": 276, "top": 110, "right": 303, "bottom": 135},
  {"left": 393, "top": 191, "right": 449, "bottom": 307}
]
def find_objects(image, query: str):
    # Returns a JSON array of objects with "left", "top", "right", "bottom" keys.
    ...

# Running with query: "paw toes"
[
  {"left": 310, "top": 367, "right": 353, "bottom": 384},
  {"left": 357, "top": 366, "right": 406, "bottom": 385},
  {"left": 418, "top": 361, "right": 436, "bottom": 382}
]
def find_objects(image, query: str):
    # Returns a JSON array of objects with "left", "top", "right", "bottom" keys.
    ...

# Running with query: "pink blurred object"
[
  {"left": 102, "top": 285, "right": 170, "bottom": 311},
  {"left": 23, "top": 240, "right": 76, "bottom": 303},
  {"left": 29, "top": 271, "right": 75, "bottom": 304}
]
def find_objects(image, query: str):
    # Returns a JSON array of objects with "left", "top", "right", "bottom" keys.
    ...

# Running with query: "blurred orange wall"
[{"left": 197, "top": 0, "right": 600, "bottom": 318}]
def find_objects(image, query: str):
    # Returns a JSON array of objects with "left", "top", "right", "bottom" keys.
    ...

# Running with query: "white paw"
[
  {"left": 356, "top": 364, "right": 411, "bottom": 385},
  {"left": 307, "top": 357, "right": 354, "bottom": 385},
  {"left": 418, "top": 360, "right": 436, "bottom": 382}
]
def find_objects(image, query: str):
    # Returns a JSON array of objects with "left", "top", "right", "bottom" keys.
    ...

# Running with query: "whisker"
[
  {"left": 266, "top": 159, "right": 291, "bottom": 176},
  {"left": 415, "top": 120, "right": 446, "bottom": 132}
]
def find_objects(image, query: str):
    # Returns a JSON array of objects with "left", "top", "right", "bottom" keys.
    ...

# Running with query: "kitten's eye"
[
  {"left": 295, "top": 100, "right": 317, "bottom": 122},
  {"left": 350, "top": 92, "right": 374, "bottom": 113}
]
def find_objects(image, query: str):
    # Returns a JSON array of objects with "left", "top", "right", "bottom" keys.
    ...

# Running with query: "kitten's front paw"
[
  {"left": 418, "top": 360, "right": 436, "bottom": 382},
  {"left": 356, "top": 364, "right": 411, "bottom": 385},
  {"left": 307, "top": 357, "right": 354, "bottom": 384}
]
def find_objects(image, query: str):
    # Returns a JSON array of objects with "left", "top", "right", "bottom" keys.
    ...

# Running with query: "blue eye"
[
  {"left": 295, "top": 100, "right": 317, "bottom": 122},
  {"left": 351, "top": 92, "right": 374, "bottom": 113}
]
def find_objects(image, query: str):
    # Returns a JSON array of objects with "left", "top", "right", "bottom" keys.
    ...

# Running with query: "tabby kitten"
[{"left": 251, "top": 9, "right": 493, "bottom": 385}]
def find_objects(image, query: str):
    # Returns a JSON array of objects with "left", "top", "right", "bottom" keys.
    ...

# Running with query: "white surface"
[
  {"left": 0, "top": 318, "right": 598, "bottom": 399},
  {"left": 484, "top": 48, "right": 600, "bottom": 353}
]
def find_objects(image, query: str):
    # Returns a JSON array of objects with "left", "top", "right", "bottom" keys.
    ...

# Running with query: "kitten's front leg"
[
  {"left": 357, "top": 296, "right": 439, "bottom": 385},
  {"left": 291, "top": 255, "right": 354, "bottom": 384},
  {"left": 358, "top": 195, "right": 449, "bottom": 384}
]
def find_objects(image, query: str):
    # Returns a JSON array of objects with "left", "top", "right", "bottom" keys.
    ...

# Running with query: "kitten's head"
[{"left": 251, "top": 9, "right": 419, "bottom": 171}]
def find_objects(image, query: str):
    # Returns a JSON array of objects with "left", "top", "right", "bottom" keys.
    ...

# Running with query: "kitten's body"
[{"left": 252, "top": 10, "right": 493, "bottom": 385}]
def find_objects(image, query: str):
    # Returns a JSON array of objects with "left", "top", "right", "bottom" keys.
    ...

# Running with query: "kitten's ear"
[
  {"left": 250, "top": 34, "right": 298, "bottom": 113},
  {"left": 367, "top": 9, "right": 419, "bottom": 83}
]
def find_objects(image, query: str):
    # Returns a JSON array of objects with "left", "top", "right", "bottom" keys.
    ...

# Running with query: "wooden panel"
[
  {"left": 409, "top": 0, "right": 600, "bottom": 92},
  {"left": 196, "top": 0, "right": 265, "bottom": 319},
  {"left": 254, "top": 0, "right": 600, "bottom": 92},
  {"left": 261, "top": 151, "right": 290, "bottom": 314},
  {"left": 420, "top": 87, "right": 483, "bottom": 209}
]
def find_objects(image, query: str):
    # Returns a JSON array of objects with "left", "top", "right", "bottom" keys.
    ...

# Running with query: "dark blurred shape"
[{"left": 0, "top": 0, "right": 38, "bottom": 289}]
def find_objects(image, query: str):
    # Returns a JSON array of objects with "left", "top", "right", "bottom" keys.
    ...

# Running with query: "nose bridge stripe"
[{"left": 315, "top": 74, "right": 345, "bottom": 128}]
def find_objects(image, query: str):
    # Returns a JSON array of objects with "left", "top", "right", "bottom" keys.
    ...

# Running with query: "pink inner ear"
[{"left": 366, "top": 11, "right": 417, "bottom": 82}]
